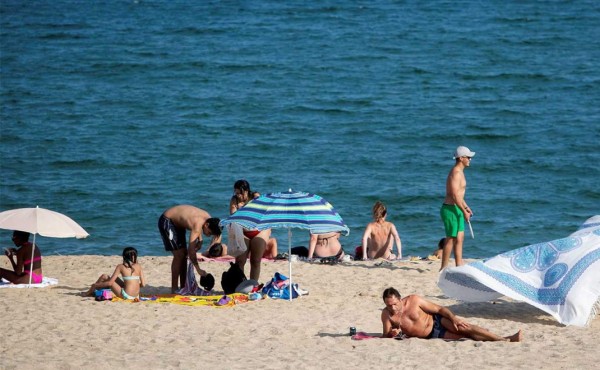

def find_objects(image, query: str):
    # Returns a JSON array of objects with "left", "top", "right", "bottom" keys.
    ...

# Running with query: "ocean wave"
[
  {"left": 284, "top": 105, "right": 352, "bottom": 114},
  {"left": 50, "top": 159, "right": 106, "bottom": 168},
  {"left": 463, "top": 132, "right": 522, "bottom": 140},
  {"left": 37, "top": 32, "right": 85, "bottom": 40},
  {"left": 167, "top": 26, "right": 228, "bottom": 36},
  {"left": 455, "top": 71, "right": 558, "bottom": 82}
]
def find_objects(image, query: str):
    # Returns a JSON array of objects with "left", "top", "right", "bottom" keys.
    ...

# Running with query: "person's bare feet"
[{"left": 506, "top": 330, "right": 522, "bottom": 342}]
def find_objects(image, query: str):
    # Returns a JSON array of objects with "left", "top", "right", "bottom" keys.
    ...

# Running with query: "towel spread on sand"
[
  {"left": 351, "top": 332, "right": 409, "bottom": 340},
  {"left": 351, "top": 332, "right": 383, "bottom": 340},
  {"left": 438, "top": 216, "right": 600, "bottom": 327},
  {"left": 0, "top": 277, "right": 58, "bottom": 288},
  {"left": 112, "top": 293, "right": 248, "bottom": 307}
]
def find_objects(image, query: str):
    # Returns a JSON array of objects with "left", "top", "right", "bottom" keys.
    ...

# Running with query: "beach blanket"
[
  {"left": 112, "top": 293, "right": 249, "bottom": 307},
  {"left": 0, "top": 277, "right": 58, "bottom": 288},
  {"left": 438, "top": 215, "right": 600, "bottom": 327}
]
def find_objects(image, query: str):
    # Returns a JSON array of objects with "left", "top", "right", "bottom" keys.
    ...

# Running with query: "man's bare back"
[{"left": 163, "top": 205, "right": 210, "bottom": 232}]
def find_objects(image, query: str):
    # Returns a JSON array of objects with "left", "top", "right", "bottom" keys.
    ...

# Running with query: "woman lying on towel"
[
  {"left": 85, "top": 247, "right": 146, "bottom": 300},
  {"left": 1, "top": 230, "right": 43, "bottom": 284}
]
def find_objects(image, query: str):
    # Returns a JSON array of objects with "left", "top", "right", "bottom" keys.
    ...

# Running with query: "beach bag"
[
  {"left": 227, "top": 223, "right": 247, "bottom": 257},
  {"left": 261, "top": 272, "right": 300, "bottom": 300},
  {"left": 94, "top": 289, "right": 113, "bottom": 301},
  {"left": 221, "top": 262, "right": 247, "bottom": 294}
]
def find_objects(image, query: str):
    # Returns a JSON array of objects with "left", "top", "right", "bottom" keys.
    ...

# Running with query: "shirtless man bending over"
[
  {"left": 361, "top": 201, "right": 402, "bottom": 260},
  {"left": 158, "top": 205, "right": 221, "bottom": 293},
  {"left": 440, "top": 146, "right": 475, "bottom": 270},
  {"left": 381, "top": 287, "right": 522, "bottom": 342}
]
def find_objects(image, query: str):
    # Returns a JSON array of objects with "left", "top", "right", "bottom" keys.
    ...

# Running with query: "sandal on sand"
[{"left": 216, "top": 295, "right": 231, "bottom": 306}]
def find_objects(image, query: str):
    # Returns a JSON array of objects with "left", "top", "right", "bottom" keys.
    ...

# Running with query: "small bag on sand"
[{"left": 94, "top": 289, "right": 113, "bottom": 301}]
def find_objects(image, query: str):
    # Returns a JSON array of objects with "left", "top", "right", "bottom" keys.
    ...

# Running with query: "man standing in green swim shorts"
[{"left": 440, "top": 146, "right": 475, "bottom": 270}]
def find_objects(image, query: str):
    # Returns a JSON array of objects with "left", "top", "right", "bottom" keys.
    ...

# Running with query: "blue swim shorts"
[{"left": 428, "top": 314, "right": 447, "bottom": 339}]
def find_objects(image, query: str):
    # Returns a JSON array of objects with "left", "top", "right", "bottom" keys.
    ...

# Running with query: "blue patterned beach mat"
[{"left": 438, "top": 216, "right": 600, "bottom": 327}]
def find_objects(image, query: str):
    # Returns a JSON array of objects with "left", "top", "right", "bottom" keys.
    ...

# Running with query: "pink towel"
[{"left": 351, "top": 332, "right": 382, "bottom": 340}]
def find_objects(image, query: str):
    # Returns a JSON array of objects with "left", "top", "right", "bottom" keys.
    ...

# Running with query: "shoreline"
[{"left": 2, "top": 255, "right": 598, "bottom": 369}]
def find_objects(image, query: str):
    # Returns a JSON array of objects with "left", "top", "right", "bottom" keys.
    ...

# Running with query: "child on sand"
[{"left": 86, "top": 247, "right": 145, "bottom": 300}]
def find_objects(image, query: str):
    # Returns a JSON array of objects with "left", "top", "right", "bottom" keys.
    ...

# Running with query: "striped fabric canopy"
[{"left": 219, "top": 190, "right": 350, "bottom": 236}]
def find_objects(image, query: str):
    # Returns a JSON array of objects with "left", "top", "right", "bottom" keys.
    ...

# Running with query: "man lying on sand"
[{"left": 381, "top": 287, "right": 522, "bottom": 342}]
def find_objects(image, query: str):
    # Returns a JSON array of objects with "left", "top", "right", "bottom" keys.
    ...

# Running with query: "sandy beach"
[{"left": 1, "top": 255, "right": 598, "bottom": 370}]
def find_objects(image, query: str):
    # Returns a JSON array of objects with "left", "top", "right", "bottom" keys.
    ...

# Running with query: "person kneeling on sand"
[
  {"left": 86, "top": 247, "right": 146, "bottom": 300},
  {"left": 381, "top": 287, "right": 522, "bottom": 342}
]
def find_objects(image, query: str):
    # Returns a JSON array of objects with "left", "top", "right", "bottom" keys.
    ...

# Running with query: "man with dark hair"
[
  {"left": 381, "top": 287, "right": 522, "bottom": 342},
  {"left": 158, "top": 205, "right": 221, "bottom": 293}
]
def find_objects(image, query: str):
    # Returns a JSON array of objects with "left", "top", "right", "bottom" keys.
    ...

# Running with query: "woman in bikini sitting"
[
  {"left": 85, "top": 247, "right": 145, "bottom": 300},
  {"left": 229, "top": 179, "right": 275, "bottom": 280},
  {"left": 360, "top": 201, "right": 402, "bottom": 260},
  {"left": 1, "top": 230, "right": 43, "bottom": 284},
  {"left": 307, "top": 231, "right": 344, "bottom": 261}
]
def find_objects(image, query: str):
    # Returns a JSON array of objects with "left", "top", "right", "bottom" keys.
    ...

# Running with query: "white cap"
[{"left": 453, "top": 146, "right": 476, "bottom": 159}]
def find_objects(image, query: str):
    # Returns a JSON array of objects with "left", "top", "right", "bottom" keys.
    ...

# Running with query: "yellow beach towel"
[{"left": 112, "top": 293, "right": 249, "bottom": 307}]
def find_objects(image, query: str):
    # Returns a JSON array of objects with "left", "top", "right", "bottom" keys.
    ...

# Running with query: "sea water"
[{"left": 1, "top": 1, "right": 599, "bottom": 258}]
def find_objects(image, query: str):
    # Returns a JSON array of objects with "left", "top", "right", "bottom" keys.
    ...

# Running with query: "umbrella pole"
[
  {"left": 288, "top": 228, "right": 292, "bottom": 302},
  {"left": 29, "top": 233, "right": 36, "bottom": 288}
]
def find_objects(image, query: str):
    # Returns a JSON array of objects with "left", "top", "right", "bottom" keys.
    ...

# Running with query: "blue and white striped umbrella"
[
  {"left": 219, "top": 190, "right": 349, "bottom": 301},
  {"left": 219, "top": 190, "right": 350, "bottom": 235}
]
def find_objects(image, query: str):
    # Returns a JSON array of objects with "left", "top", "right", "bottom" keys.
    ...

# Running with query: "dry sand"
[{"left": 1, "top": 255, "right": 598, "bottom": 370}]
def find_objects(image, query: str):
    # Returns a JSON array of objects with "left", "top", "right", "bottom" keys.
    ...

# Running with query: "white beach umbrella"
[{"left": 0, "top": 206, "right": 89, "bottom": 286}]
